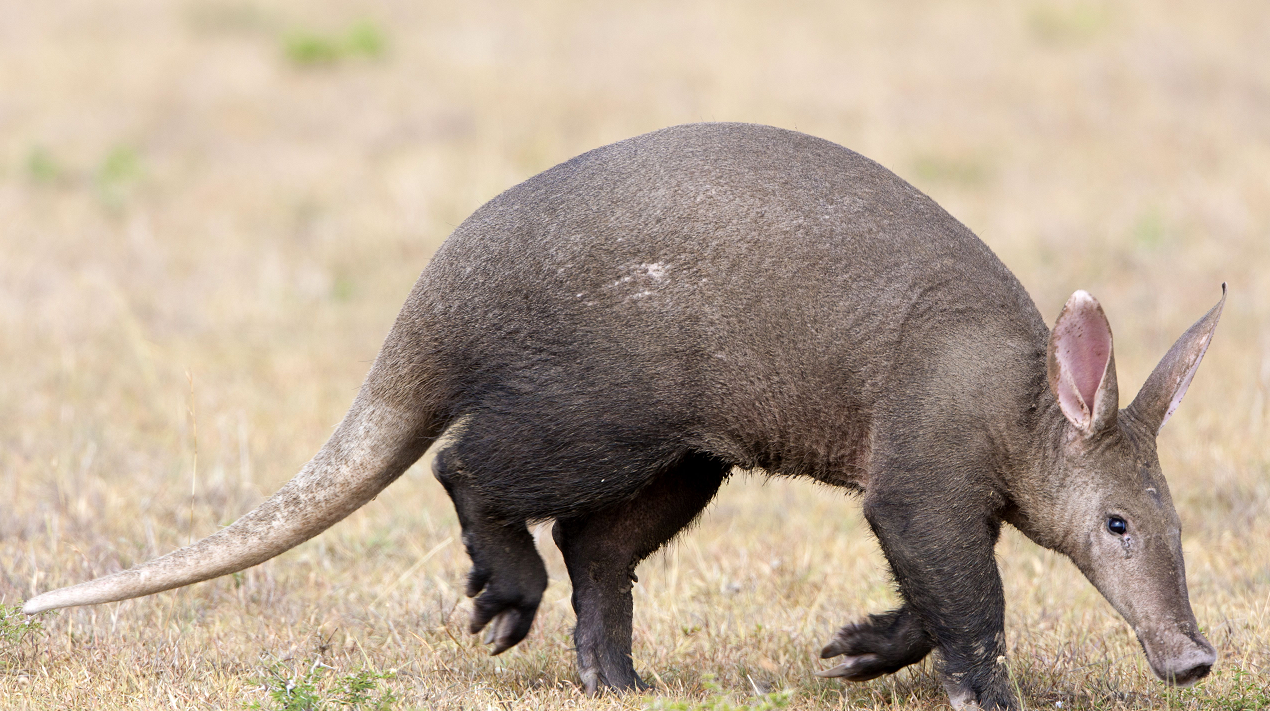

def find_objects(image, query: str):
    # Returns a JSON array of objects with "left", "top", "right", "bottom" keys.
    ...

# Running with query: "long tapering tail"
[{"left": 23, "top": 386, "right": 441, "bottom": 614}]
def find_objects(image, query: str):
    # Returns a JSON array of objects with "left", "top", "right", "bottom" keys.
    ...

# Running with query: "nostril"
[
  {"left": 1152, "top": 645, "right": 1217, "bottom": 687},
  {"left": 1165, "top": 657, "right": 1214, "bottom": 687},
  {"left": 1173, "top": 661, "right": 1212, "bottom": 686}
]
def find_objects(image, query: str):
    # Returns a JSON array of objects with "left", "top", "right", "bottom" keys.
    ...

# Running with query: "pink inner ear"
[{"left": 1054, "top": 291, "right": 1112, "bottom": 414}]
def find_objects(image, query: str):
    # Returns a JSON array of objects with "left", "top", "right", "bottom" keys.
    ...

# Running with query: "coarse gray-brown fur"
[{"left": 25, "top": 123, "right": 1223, "bottom": 710}]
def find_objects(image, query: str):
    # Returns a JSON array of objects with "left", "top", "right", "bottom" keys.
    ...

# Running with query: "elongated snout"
[
  {"left": 1071, "top": 513, "right": 1218, "bottom": 691},
  {"left": 1140, "top": 629, "right": 1216, "bottom": 686}
]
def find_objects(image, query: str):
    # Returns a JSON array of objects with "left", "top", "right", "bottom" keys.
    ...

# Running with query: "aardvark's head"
[{"left": 1020, "top": 287, "right": 1224, "bottom": 686}]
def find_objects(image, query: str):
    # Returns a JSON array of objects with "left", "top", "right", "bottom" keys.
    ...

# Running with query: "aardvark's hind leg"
[
  {"left": 433, "top": 447, "right": 547, "bottom": 654},
  {"left": 552, "top": 453, "right": 729, "bottom": 694}
]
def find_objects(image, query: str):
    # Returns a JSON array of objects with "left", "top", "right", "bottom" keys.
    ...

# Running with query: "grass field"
[{"left": 1, "top": 1, "right": 1268, "bottom": 708}]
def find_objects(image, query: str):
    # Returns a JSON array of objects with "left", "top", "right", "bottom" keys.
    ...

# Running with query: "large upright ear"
[
  {"left": 1127, "top": 284, "right": 1226, "bottom": 434},
  {"left": 1048, "top": 290, "right": 1118, "bottom": 436}
]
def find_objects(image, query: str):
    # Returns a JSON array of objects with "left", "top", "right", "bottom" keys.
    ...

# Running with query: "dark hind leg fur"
[
  {"left": 552, "top": 453, "right": 729, "bottom": 694},
  {"left": 433, "top": 447, "right": 548, "bottom": 655},
  {"left": 818, "top": 605, "right": 934, "bottom": 680}
]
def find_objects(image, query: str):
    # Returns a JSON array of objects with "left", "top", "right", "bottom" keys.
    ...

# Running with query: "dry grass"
[{"left": 1, "top": 1, "right": 1268, "bottom": 709}]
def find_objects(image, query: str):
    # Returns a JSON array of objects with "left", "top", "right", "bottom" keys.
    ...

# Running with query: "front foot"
[
  {"left": 818, "top": 607, "right": 934, "bottom": 681},
  {"left": 819, "top": 609, "right": 1016, "bottom": 709},
  {"left": 942, "top": 667, "right": 1016, "bottom": 711}
]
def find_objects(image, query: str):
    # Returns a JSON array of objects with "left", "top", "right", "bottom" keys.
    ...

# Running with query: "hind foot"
[
  {"left": 576, "top": 626, "right": 653, "bottom": 696},
  {"left": 818, "top": 606, "right": 934, "bottom": 681},
  {"left": 570, "top": 566, "right": 652, "bottom": 696},
  {"left": 434, "top": 448, "right": 548, "bottom": 655},
  {"left": 462, "top": 542, "right": 548, "bottom": 655},
  {"left": 553, "top": 519, "right": 651, "bottom": 695}
]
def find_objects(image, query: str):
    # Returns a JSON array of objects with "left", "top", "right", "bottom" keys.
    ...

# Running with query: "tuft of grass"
[
  {"left": 1166, "top": 666, "right": 1270, "bottom": 711},
  {"left": 284, "top": 32, "right": 344, "bottom": 65},
  {"left": 344, "top": 21, "right": 386, "bottom": 59},
  {"left": 95, "top": 145, "right": 143, "bottom": 210},
  {"left": 25, "top": 146, "right": 64, "bottom": 185},
  {"left": 284, "top": 21, "right": 386, "bottom": 66},
  {"left": 0, "top": 605, "right": 43, "bottom": 648},
  {"left": 0, "top": 605, "right": 46, "bottom": 672},
  {"left": 248, "top": 657, "right": 397, "bottom": 711}
]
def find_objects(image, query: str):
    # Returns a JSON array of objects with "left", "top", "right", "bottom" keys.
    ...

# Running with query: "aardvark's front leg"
[{"left": 823, "top": 481, "right": 1015, "bottom": 710}]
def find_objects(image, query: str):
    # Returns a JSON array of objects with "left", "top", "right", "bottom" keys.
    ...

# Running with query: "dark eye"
[{"left": 1107, "top": 516, "right": 1128, "bottom": 535}]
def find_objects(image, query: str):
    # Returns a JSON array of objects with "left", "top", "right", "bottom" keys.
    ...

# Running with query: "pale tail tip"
[{"left": 23, "top": 594, "right": 61, "bottom": 615}]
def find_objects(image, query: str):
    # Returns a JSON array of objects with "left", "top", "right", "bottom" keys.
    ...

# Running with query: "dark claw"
[
  {"left": 486, "top": 608, "right": 535, "bottom": 655},
  {"left": 818, "top": 609, "right": 934, "bottom": 681},
  {"left": 821, "top": 622, "right": 867, "bottom": 658}
]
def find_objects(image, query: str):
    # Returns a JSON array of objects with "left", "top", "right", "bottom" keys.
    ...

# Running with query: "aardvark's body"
[{"left": 26, "top": 124, "right": 1222, "bottom": 710}]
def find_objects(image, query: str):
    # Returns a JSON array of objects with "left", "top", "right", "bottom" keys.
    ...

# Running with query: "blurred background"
[{"left": 1, "top": 1, "right": 1267, "bottom": 709}]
